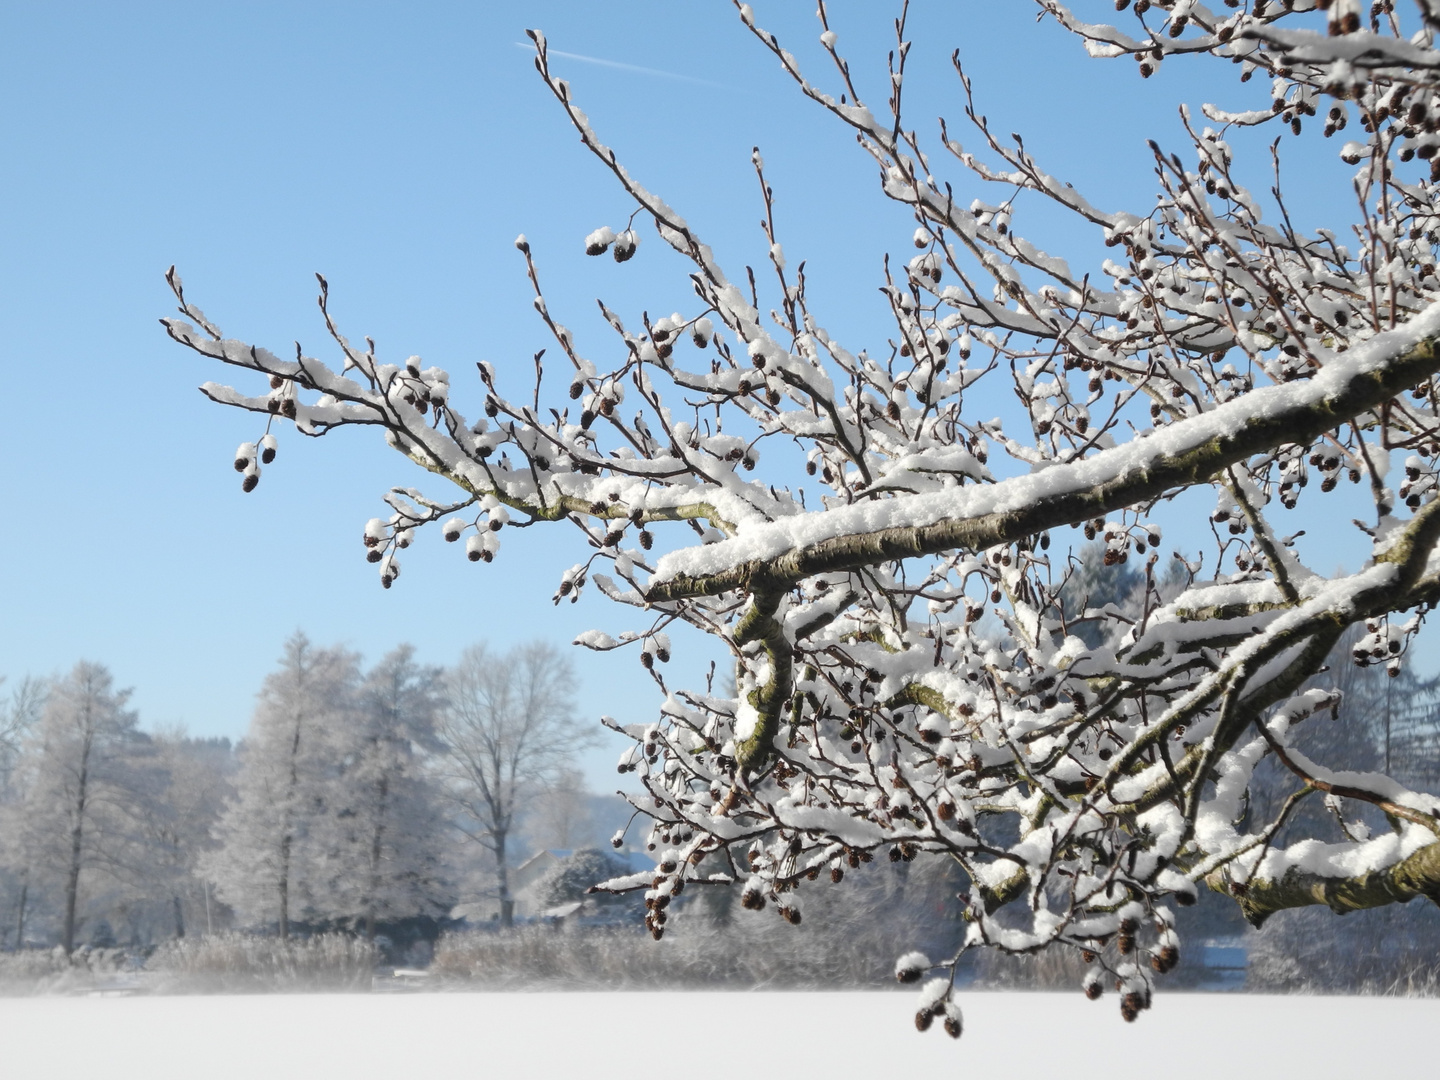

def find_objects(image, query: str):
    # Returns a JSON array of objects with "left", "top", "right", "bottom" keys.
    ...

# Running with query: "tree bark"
[
  {"left": 62, "top": 741, "right": 92, "bottom": 956},
  {"left": 62, "top": 839, "right": 82, "bottom": 955},
  {"left": 276, "top": 685, "right": 306, "bottom": 944},
  {"left": 364, "top": 774, "right": 389, "bottom": 943},
  {"left": 13, "top": 880, "right": 27, "bottom": 949},
  {"left": 1209, "top": 839, "right": 1440, "bottom": 928},
  {"left": 647, "top": 334, "right": 1440, "bottom": 603},
  {"left": 496, "top": 830, "right": 513, "bottom": 928},
  {"left": 277, "top": 834, "right": 291, "bottom": 942}
]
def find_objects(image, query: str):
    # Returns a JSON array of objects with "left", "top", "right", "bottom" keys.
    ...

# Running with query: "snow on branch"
[{"left": 169, "top": 0, "right": 1440, "bottom": 1033}]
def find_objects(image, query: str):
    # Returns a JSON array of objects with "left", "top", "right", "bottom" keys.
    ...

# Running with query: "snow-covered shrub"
[
  {"left": 1248, "top": 901, "right": 1440, "bottom": 996},
  {"left": 0, "top": 949, "right": 70, "bottom": 995},
  {"left": 434, "top": 856, "right": 955, "bottom": 989},
  {"left": 167, "top": 1, "right": 1440, "bottom": 1032},
  {"left": 0, "top": 945, "right": 145, "bottom": 996},
  {"left": 533, "top": 849, "right": 630, "bottom": 910},
  {"left": 148, "top": 932, "right": 377, "bottom": 993}
]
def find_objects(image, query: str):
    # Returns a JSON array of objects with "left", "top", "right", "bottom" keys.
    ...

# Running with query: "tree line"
[{"left": 0, "top": 633, "right": 591, "bottom": 953}]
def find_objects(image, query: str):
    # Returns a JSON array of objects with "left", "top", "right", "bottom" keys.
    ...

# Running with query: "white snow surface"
[{"left": 2, "top": 991, "right": 1435, "bottom": 1080}]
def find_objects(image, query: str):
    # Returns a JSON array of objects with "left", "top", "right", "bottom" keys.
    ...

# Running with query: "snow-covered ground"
[{"left": 2, "top": 990, "right": 1434, "bottom": 1080}]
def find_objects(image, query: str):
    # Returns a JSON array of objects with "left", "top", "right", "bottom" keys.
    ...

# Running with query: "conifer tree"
[
  {"left": 319, "top": 645, "right": 452, "bottom": 938},
  {"left": 206, "top": 633, "right": 358, "bottom": 938},
  {"left": 18, "top": 662, "right": 144, "bottom": 954}
]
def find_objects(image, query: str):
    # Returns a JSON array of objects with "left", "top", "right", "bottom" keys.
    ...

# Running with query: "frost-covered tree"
[
  {"left": 0, "top": 676, "right": 44, "bottom": 798},
  {"left": 205, "top": 633, "right": 358, "bottom": 939},
  {"left": 12, "top": 663, "right": 147, "bottom": 954},
  {"left": 317, "top": 645, "right": 453, "bottom": 939},
  {"left": 168, "top": 1, "right": 1440, "bottom": 1030},
  {"left": 132, "top": 731, "right": 235, "bottom": 940},
  {"left": 523, "top": 765, "right": 599, "bottom": 852},
  {"left": 0, "top": 676, "right": 46, "bottom": 947},
  {"left": 438, "top": 642, "right": 586, "bottom": 927}
]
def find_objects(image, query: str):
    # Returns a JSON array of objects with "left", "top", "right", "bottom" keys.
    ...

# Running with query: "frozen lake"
[{"left": 3, "top": 990, "right": 1435, "bottom": 1079}]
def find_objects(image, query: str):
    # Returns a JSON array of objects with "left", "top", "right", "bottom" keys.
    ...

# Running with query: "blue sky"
[{"left": 0, "top": 2, "right": 1383, "bottom": 786}]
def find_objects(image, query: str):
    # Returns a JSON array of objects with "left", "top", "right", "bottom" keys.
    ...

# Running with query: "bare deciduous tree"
[
  {"left": 439, "top": 642, "right": 587, "bottom": 927},
  {"left": 133, "top": 730, "right": 235, "bottom": 941},
  {"left": 167, "top": 1, "right": 1440, "bottom": 1029}
]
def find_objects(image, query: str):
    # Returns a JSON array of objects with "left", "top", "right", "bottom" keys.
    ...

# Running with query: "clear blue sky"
[{"left": 0, "top": 2, "right": 1381, "bottom": 786}]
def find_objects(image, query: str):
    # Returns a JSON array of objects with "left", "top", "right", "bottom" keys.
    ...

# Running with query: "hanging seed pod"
[
  {"left": 895, "top": 953, "right": 930, "bottom": 984},
  {"left": 1153, "top": 944, "right": 1179, "bottom": 973},
  {"left": 584, "top": 225, "right": 616, "bottom": 256},
  {"left": 613, "top": 230, "right": 639, "bottom": 262}
]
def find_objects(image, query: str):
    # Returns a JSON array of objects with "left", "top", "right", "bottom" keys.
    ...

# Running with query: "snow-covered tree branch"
[{"left": 167, "top": 0, "right": 1440, "bottom": 1030}]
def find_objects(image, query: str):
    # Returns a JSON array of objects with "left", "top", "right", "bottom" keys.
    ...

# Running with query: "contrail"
[{"left": 513, "top": 42, "right": 727, "bottom": 89}]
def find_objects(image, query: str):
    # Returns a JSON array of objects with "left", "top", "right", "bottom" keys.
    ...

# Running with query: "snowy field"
[{"left": 2, "top": 991, "right": 1436, "bottom": 1080}]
